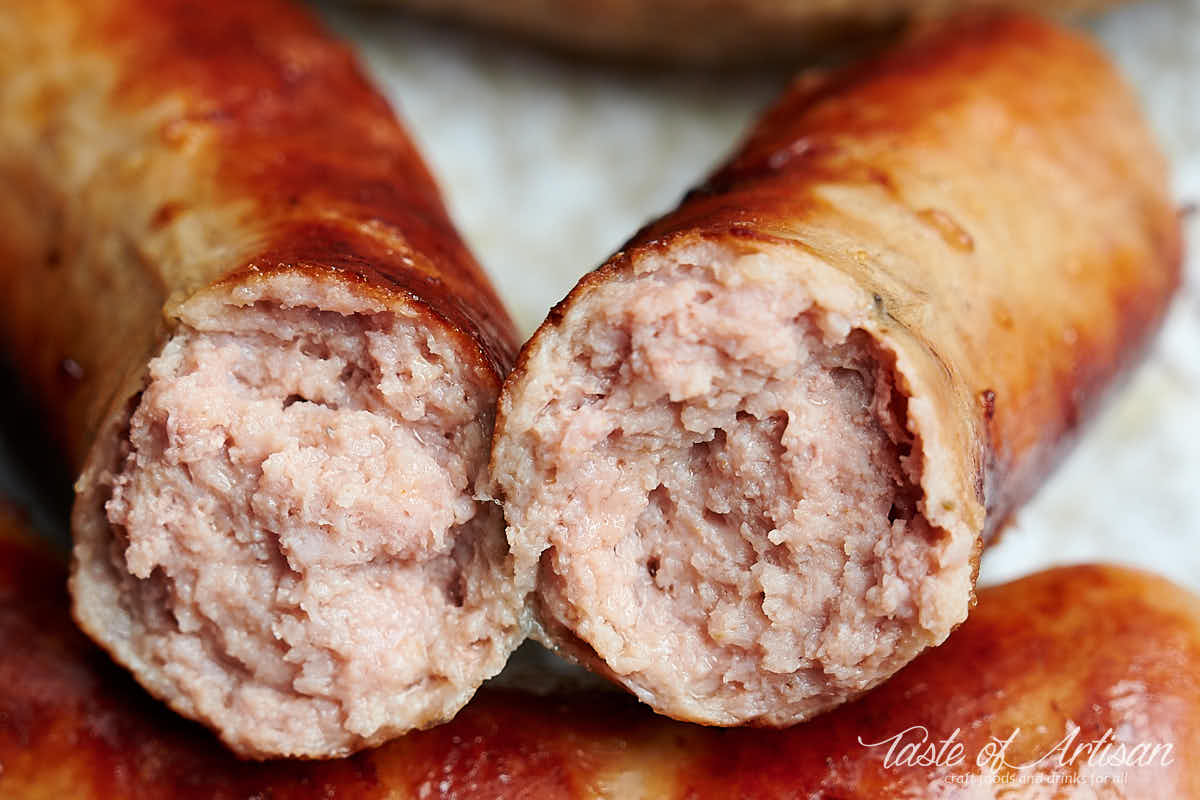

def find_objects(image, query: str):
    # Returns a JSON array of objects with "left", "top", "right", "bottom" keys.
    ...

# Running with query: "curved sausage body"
[
  {"left": 0, "top": 0, "right": 523, "bottom": 758},
  {"left": 0, "top": 507, "right": 1196, "bottom": 797},
  {"left": 491, "top": 13, "right": 1181, "bottom": 727}
]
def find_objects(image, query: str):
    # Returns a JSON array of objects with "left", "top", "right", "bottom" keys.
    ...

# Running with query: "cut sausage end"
[
  {"left": 73, "top": 280, "right": 521, "bottom": 758},
  {"left": 494, "top": 242, "right": 968, "bottom": 726}
]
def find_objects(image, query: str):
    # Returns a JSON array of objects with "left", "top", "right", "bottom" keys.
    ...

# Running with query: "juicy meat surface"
[
  {"left": 499, "top": 253, "right": 960, "bottom": 725},
  {"left": 100, "top": 300, "right": 519, "bottom": 758},
  {"left": 487, "top": 10, "right": 1181, "bottom": 733}
]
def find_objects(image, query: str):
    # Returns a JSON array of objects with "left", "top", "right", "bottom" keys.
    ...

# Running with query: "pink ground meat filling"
[
  {"left": 503, "top": 259, "right": 952, "bottom": 725},
  {"left": 101, "top": 302, "right": 516, "bottom": 756}
]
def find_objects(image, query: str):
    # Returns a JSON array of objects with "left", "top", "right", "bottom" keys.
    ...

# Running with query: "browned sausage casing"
[
  {"left": 1, "top": 507, "right": 1196, "bottom": 797},
  {"left": 0, "top": 0, "right": 523, "bottom": 759},
  {"left": 491, "top": 14, "right": 1182, "bottom": 728}
]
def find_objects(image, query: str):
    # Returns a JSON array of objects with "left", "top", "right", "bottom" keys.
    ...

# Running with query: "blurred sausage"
[
  {"left": 0, "top": 505, "right": 1196, "bottom": 796},
  {"left": 357, "top": 0, "right": 1130, "bottom": 64}
]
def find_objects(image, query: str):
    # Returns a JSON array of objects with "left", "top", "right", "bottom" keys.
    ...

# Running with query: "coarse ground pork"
[
  {"left": 493, "top": 245, "right": 965, "bottom": 725},
  {"left": 86, "top": 292, "right": 522, "bottom": 758}
]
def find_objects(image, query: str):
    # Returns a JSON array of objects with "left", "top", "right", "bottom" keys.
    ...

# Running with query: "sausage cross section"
[
  {"left": 2, "top": 502, "right": 1198, "bottom": 796},
  {"left": 490, "top": 14, "right": 1182, "bottom": 726},
  {"left": 0, "top": 0, "right": 523, "bottom": 758}
]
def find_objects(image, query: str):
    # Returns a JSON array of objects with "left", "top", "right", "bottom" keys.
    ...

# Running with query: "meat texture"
[
  {"left": 0, "top": 0, "right": 523, "bottom": 758},
  {"left": 491, "top": 13, "right": 1182, "bottom": 727},
  {"left": 1, "top": 505, "right": 1196, "bottom": 797}
]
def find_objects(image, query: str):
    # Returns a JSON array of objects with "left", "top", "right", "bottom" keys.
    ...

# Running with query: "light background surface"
[{"left": 313, "top": 0, "right": 1200, "bottom": 592}]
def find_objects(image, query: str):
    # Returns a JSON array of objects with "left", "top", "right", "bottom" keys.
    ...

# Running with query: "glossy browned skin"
[
  {"left": 505, "top": 12, "right": 1180, "bottom": 547},
  {"left": 0, "top": 0, "right": 518, "bottom": 468},
  {"left": 0, "top": 0, "right": 522, "bottom": 759},
  {"left": 1, "top": 505, "right": 1196, "bottom": 797},
  {"left": 491, "top": 12, "right": 1182, "bottom": 727},
  {"left": 623, "top": 14, "right": 1182, "bottom": 538},
  {"left": 365, "top": 0, "right": 1128, "bottom": 65}
]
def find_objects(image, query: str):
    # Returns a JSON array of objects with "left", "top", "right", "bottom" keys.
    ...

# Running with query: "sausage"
[
  {"left": 358, "top": 0, "right": 1127, "bottom": 64},
  {"left": 1, "top": 505, "right": 1196, "bottom": 796},
  {"left": 489, "top": 13, "right": 1182, "bottom": 728},
  {"left": 0, "top": 0, "right": 524, "bottom": 758}
]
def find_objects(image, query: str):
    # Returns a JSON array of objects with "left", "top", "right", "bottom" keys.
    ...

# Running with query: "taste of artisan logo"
[{"left": 857, "top": 723, "right": 1175, "bottom": 780}]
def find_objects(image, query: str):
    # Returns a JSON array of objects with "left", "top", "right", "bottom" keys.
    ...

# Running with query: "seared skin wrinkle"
[
  {"left": 491, "top": 14, "right": 1181, "bottom": 728},
  {"left": 0, "top": 508, "right": 1196, "bottom": 797},
  {"left": 0, "top": 0, "right": 523, "bottom": 758}
]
